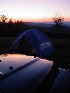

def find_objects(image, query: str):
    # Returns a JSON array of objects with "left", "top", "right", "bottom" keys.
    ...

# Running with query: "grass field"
[
  {"left": 0, "top": 37, "right": 70, "bottom": 70},
  {"left": 0, "top": 37, "right": 15, "bottom": 52},
  {"left": 52, "top": 39, "right": 70, "bottom": 69}
]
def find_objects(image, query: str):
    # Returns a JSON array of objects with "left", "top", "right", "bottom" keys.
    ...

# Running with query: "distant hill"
[
  {"left": 25, "top": 22, "right": 70, "bottom": 28},
  {"left": 63, "top": 22, "right": 70, "bottom": 27}
]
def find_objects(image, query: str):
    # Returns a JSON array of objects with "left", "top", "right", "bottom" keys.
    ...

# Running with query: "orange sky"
[
  {"left": 23, "top": 17, "right": 70, "bottom": 22},
  {"left": 0, "top": 0, "right": 70, "bottom": 22}
]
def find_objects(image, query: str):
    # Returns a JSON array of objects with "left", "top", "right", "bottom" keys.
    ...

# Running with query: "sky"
[{"left": 0, "top": 0, "right": 70, "bottom": 22}]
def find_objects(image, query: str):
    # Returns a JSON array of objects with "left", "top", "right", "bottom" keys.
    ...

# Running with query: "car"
[{"left": 0, "top": 53, "right": 70, "bottom": 93}]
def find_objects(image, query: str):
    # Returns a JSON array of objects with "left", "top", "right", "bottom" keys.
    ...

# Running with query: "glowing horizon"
[{"left": 0, "top": 0, "right": 70, "bottom": 22}]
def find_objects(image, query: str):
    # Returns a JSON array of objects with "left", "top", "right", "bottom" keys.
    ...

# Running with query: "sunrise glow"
[{"left": 0, "top": 0, "right": 70, "bottom": 22}]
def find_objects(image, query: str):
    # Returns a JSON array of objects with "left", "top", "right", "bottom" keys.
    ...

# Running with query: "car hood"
[
  {"left": 0, "top": 54, "right": 53, "bottom": 93},
  {"left": 48, "top": 68, "right": 70, "bottom": 93}
]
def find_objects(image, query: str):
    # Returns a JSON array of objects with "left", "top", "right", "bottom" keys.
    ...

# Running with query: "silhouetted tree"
[
  {"left": 8, "top": 18, "right": 13, "bottom": 23},
  {"left": 0, "top": 15, "right": 7, "bottom": 23},
  {"left": 53, "top": 12, "right": 64, "bottom": 25},
  {"left": 52, "top": 12, "right": 64, "bottom": 32}
]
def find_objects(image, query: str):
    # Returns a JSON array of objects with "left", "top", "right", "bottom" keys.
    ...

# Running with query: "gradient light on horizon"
[{"left": 0, "top": 0, "right": 70, "bottom": 22}]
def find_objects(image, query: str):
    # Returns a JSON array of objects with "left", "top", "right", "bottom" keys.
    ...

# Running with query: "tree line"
[
  {"left": 0, "top": 15, "right": 31, "bottom": 36},
  {"left": 0, "top": 14, "right": 70, "bottom": 39}
]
